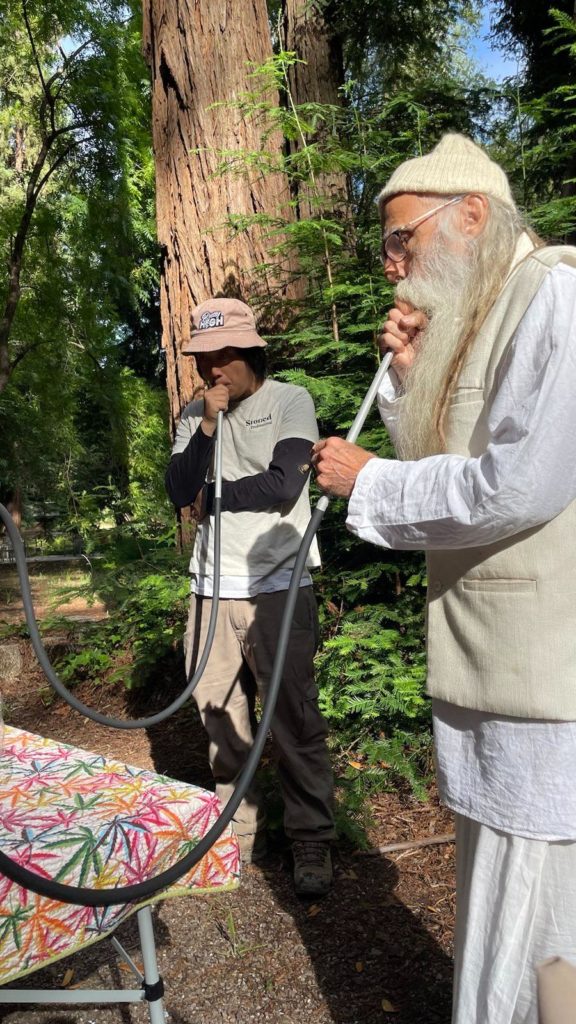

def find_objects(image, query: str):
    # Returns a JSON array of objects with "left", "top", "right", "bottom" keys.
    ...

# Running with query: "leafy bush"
[{"left": 49, "top": 529, "right": 190, "bottom": 691}]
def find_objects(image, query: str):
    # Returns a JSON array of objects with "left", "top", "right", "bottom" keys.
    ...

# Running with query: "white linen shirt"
[{"left": 346, "top": 261, "right": 576, "bottom": 840}]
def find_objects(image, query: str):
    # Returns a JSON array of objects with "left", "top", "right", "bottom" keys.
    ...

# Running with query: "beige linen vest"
[{"left": 426, "top": 236, "right": 576, "bottom": 719}]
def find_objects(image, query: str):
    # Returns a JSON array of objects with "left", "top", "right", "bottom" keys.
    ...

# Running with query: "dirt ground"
[
  {"left": 0, "top": 564, "right": 106, "bottom": 624},
  {"left": 0, "top": 636, "right": 456, "bottom": 1024}
]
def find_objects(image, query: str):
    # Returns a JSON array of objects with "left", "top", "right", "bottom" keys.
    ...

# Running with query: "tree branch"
[
  {"left": 33, "top": 135, "right": 90, "bottom": 197},
  {"left": 10, "top": 339, "right": 47, "bottom": 371},
  {"left": 51, "top": 37, "right": 94, "bottom": 102},
  {"left": 22, "top": 0, "right": 47, "bottom": 98},
  {"left": 354, "top": 833, "right": 456, "bottom": 856}
]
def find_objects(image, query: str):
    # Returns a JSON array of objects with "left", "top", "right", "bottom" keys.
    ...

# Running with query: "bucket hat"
[{"left": 183, "top": 298, "right": 267, "bottom": 353}]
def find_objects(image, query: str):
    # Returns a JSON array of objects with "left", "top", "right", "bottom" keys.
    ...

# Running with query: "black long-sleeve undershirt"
[
  {"left": 165, "top": 424, "right": 214, "bottom": 508},
  {"left": 165, "top": 424, "right": 314, "bottom": 512}
]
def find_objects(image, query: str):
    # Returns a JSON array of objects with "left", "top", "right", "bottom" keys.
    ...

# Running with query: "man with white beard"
[{"left": 312, "top": 133, "right": 576, "bottom": 1024}]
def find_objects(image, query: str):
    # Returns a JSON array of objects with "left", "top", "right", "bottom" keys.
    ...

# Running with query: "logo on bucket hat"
[
  {"left": 183, "top": 298, "right": 267, "bottom": 353},
  {"left": 198, "top": 311, "right": 224, "bottom": 330}
]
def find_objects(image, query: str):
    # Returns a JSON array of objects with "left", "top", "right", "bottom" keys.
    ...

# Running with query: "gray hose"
[
  {"left": 0, "top": 411, "right": 225, "bottom": 730},
  {"left": 0, "top": 355, "right": 392, "bottom": 905}
]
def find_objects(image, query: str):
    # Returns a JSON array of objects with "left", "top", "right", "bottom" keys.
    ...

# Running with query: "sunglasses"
[{"left": 381, "top": 195, "right": 464, "bottom": 264}]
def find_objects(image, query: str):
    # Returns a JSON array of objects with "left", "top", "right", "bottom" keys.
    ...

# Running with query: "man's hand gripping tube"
[{"left": 316, "top": 351, "right": 394, "bottom": 511}]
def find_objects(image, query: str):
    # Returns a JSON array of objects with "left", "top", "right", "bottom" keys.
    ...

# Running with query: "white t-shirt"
[{"left": 172, "top": 378, "right": 321, "bottom": 598}]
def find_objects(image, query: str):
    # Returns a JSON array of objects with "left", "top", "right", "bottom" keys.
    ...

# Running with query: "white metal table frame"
[{"left": 0, "top": 904, "right": 166, "bottom": 1024}]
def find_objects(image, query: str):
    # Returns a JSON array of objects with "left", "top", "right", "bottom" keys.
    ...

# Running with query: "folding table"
[{"left": 0, "top": 726, "right": 240, "bottom": 1021}]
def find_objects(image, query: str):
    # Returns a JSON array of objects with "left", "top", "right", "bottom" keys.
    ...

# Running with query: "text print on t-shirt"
[{"left": 245, "top": 413, "right": 272, "bottom": 430}]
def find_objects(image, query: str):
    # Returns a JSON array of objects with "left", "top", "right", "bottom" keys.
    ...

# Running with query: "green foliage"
[
  {"left": 52, "top": 531, "right": 190, "bottom": 691},
  {"left": 314, "top": 531, "right": 429, "bottom": 793},
  {"left": 0, "top": 0, "right": 162, "bottom": 523},
  {"left": 489, "top": 8, "right": 576, "bottom": 238},
  {"left": 319, "top": 604, "right": 426, "bottom": 724}
]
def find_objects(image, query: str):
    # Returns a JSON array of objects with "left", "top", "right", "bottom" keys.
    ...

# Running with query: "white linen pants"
[{"left": 452, "top": 814, "right": 576, "bottom": 1024}]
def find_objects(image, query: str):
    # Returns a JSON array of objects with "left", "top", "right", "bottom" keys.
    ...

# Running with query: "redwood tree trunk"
[
  {"left": 142, "top": 0, "right": 290, "bottom": 434},
  {"left": 281, "top": 0, "right": 348, "bottom": 220}
]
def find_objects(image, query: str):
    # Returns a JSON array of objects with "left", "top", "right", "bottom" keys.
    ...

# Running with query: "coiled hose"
[{"left": 0, "top": 355, "right": 392, "bottom": 905}]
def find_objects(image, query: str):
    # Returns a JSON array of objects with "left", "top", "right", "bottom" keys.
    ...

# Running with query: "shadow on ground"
[
  {"left": 0, "top": 656, "right": 453, "bottom": 1024},
  {"left": 132, "top": 667, "right": 454, "bottom": 1024}
]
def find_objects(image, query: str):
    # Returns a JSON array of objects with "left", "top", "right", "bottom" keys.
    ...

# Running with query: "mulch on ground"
[{"left": 0, "top": 638, "right": 455, "bottom": 1024}]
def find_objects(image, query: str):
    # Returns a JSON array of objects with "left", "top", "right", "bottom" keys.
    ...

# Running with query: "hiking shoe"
[
  {"left": 292, "top": 841, "right": 332, "bottom": 898},
  {"left": 236, "top": 830, "right": 268, "bottom": 865}
]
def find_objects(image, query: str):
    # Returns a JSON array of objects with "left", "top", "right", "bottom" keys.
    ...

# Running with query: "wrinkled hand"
[
  {"left": 312, "top": 437, "right": 375, "bottom": 498},
  {"left": 201, "top": 383, "right": 229, "bottom": 436},
  {"left": 376, "top": 299, "right": 428, "bottom": 382}
]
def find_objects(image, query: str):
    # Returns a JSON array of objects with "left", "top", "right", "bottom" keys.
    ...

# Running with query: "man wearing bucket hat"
[
  {"left": 313, "top": 134, "right": 576, "bottom": 1021},
  {"left": 165, "top": 297, "right": 335, "bottom": 897}
]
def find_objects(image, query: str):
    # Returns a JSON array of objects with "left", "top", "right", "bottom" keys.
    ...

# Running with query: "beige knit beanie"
[{"left": 378, "top": 133, "right": 515, "bottom": 208}]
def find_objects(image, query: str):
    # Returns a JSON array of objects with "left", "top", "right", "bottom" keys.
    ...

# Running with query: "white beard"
[{"left": 393, "top": 240, "right": 476, "bottom": 461}]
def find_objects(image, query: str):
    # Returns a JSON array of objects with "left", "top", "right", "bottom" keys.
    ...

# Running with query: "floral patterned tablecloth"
[{"left": 0, "top": 726, "right": 240, "bottom": 984}]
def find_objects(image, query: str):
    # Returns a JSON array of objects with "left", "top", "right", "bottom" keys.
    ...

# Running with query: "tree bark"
[
  {"left": 281, "top": 0, "right": 348, "bottom": 220},
  {"left": 142, "top": 0, "right": 291, "bottom": 435}
]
